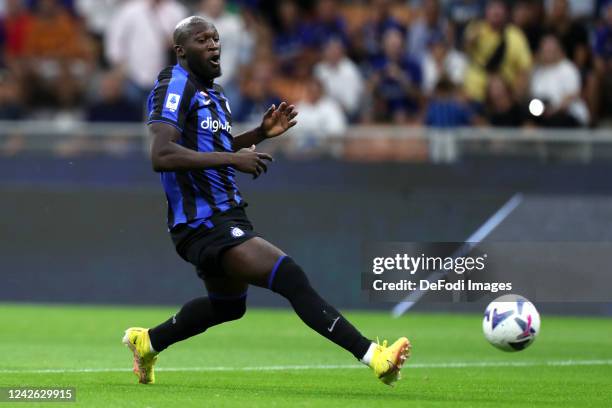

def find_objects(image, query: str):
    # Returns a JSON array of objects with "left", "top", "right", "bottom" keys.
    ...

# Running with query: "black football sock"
[
  {"left": 148, "top": 293, "right": 247, "bottom": 352},
  {"left": 268, "top": 256, "right": 371, "bottom": 360}
]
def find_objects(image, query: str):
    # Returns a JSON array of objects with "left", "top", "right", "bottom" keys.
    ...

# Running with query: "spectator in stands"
[
  {"left": 313, "top": 37, "right": 364, "bottom": 120},
  {"left": 442, "top": 0, "right": 486, "bottom": 48},
  {"left": 421, "top": 33, "right": 466, "bottom": 96},
  {"left": 21, "top": 0, "right": 86, "bottom": 59},
  {"left": 86, "top": 71, "right": 142, "bottom": 122},
  {"left": 197, "top": 0, "right": 252, "bottom": 105},
  {"left": 530, "top": 34, "right": 590, "bottom": 127},
  {"left": 105, "top": 0, "right": 187, "bottom": 106},
  {"left": 272, "top": 0, "right": 310, "bottom": 76},
  {"left": 291, "top": 76, "right": 347, "bottom": 148},
  {"left": 407, "top": 0, "right": 449, "bottom": 60},
  {"left": 424, "top": 77, "right": 474, "bottom": 127},
  {"left": 593, "top": 1, "right": 612, "bottom": 120},
  {"left": 352, "top": 0, "right": 404, "bottom": 64},
  {"left": 0, "top": 69, "right": 25, "bottom": 119},
  {"left": 594, "top": 1, "right": 612, "bottom": 64},
  {"left": 20, "top": 0, "right": 93, "bottom": 109},
  {"left": 1, "top": 0, "right": 32, "bottom": 64},
  {"left": 304, "top": 0, "right": 349, "bottom": 49},
  {"left": 75, "top": 0, "right": 119, "bottom": 36},
  {"left": 0, "top": 69, "right": 26, "bottom": 155},
  {"left": 511, "top": 0, "right": 544, "bottom": 53},
  {"left": 366, "top": 28, "right": 422, "bottom": 124},
  {"left": 546, "top": 0, "right": 599, "bottom": 123},
  {"left": 463, "top": 0, "right": 532, "bottom": 104},
  {"left": 484, "top": 75, "right": 528, "bottom": 127},
  {"left": 75, "top": 0, "right": 122, "bottom": 66},
  {"left": 545, "top": 0, "right": 591, "bottom": 77},
  {"left": 234, "top": 60, "right": 281, "bottom": 125}
]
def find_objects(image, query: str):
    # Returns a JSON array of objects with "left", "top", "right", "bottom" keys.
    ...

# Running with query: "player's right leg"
[
  {"left": 221, "top": 237, "right": 411, "bottom": 386},
  {"left": 123, "top": 275, "right": 248, "bottom": 384}
]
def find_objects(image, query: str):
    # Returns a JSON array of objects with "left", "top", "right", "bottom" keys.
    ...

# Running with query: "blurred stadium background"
[{"left": 1, "top": 0, "right": 612, "bottom": 316}]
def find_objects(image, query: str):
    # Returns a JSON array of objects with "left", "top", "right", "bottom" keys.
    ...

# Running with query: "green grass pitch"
[{"left": 0, "top": 303, "right": 611, "bottom": 407}]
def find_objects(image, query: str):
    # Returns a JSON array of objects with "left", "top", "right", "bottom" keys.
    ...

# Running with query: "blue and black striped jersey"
[{"left": 147, "top": 64, "right": 243, "bottom": 230}]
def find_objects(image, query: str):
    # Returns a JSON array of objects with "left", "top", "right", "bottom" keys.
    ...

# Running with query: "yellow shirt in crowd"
[{"left": 463, "top": 21, "right": 532, "bottom": 101}]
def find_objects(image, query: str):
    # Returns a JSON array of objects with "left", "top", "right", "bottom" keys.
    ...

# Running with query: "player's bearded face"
[{"left": 186, "top": 27, "right": 222, "bottom": 80}]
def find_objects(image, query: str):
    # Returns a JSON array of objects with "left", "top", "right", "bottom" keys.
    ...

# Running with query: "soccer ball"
[{"left": 482, "top": 294, "right": 540, "bottom": 352}]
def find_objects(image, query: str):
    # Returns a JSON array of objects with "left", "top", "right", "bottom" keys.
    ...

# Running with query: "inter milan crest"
[{"left": 231, "top": 227, "right": 245, "bottom": 238}]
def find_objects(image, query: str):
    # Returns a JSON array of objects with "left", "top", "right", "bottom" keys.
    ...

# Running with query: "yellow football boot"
[
  {"left": 122, "top": 327, "right": 158, "bottom": 384},
  {"left": 369, "top": 337, "right": 411, "bottom": 386}
]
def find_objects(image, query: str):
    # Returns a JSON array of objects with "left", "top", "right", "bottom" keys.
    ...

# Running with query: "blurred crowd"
[{"left": 1, "top": 0, "right": 612, "bottom": 136}]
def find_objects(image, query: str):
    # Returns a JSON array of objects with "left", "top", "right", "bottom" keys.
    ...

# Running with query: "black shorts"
[{"left": 170, "top": 206, "right": 259, "bottom": 279}]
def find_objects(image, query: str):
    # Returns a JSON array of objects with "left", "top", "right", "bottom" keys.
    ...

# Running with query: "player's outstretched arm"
[
  {"left": 150, "top": 122, "right": 272, "bottom": 178},
  {"left": 232, "top": 102, "right": 298, "bottom": 151}
]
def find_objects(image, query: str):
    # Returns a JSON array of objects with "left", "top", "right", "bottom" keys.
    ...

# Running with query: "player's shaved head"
[
  {"left": 172, "top": 15, "right": 222, "bottom": 84},
  {"left": 173, "top": 16, "right": 213, "bottom": 46}
]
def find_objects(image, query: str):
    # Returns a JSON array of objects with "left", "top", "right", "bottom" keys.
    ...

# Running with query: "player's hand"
[
  {"left": 232, "top": 145, "right": 273, "bottom": 179},
  {"left": 260, "top": 102, "right": 298, "bottom": 138}
]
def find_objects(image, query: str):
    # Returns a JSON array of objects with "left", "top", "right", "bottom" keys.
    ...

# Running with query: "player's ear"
[{"left": 174, "top": 44, "right": 185, "bottom": 59}]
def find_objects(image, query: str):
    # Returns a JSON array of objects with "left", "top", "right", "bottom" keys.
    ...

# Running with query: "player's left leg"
[
  {"left": 124, "top": 276, "right": 248, "bottom": 384},
  {"left": 221, "top": 237, "right": 411, "bottom": 385},
  {"left": 148, "top": 275, "right": 248, "bottom": 352}
]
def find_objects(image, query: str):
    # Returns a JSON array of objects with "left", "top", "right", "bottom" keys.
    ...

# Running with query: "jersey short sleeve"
[{"left": 147, "top": 67, "right": 196, "bottom": 132}]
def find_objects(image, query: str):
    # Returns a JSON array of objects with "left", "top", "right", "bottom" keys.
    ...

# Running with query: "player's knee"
[
  {"left": 210, "top": 296, "right": 247, "bottom": 322},
  {"left": 268, "top": 256, "right": 311, "bottom": 298}
]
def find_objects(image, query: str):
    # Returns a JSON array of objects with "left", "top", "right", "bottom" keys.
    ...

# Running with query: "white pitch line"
[{"left": 1, "top": 359, "right": 611, "bottom": 375}]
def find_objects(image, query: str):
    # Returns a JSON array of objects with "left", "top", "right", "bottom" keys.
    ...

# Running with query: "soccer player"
[{"left": 123, "top": 16, "right": 411, "bottom": 386}]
